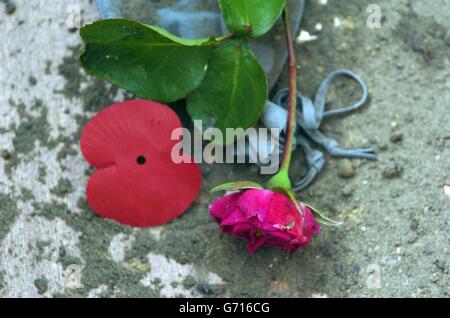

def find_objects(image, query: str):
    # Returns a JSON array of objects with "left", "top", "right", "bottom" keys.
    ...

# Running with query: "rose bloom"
[{"left": 209, "top": 189, "right": 320, "bottom": 253}]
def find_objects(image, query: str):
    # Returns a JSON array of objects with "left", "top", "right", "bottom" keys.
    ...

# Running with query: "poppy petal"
[{"left": 80, "top": 99, "right": 201, "bottom": 227}]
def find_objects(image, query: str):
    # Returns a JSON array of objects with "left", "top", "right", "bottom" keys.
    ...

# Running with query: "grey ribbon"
[{"left": 271, "top": 69, "right": 377, "bottom": 191}]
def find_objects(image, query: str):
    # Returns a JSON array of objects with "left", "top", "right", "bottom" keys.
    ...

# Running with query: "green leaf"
[
  {"left": 306, "top": 204, "right": 343, "bottom": 227},
  {"left": 80, "top": 19, "right": 213, "bottom": 103},
  {"left": 211, "top": 181, "right": 264, "bottom": 192},
  {"left": 218, "top": 0, "right": 286, "bottom": 37},
  {"left": 187, "top": 39, "right": 267, "bottom": 144}
]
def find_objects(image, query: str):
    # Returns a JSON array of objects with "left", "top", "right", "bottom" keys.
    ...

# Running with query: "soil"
[{"left": 0, "top": 0, "right": 448, "bottom": 297}]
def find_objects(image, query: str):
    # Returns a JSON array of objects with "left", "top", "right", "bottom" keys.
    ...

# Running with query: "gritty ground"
[{"left": 0, "top": 0, "right": 449, "bottom": 298}]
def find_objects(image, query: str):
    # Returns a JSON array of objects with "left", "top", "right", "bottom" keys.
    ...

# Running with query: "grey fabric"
[{"left": 273, "top": 70, "right": 377, "bottom": 191}]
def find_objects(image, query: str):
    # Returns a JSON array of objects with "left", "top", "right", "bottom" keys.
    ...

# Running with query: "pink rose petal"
[{"left": 209, "top": 189, "right": 320, "bottom": 253}]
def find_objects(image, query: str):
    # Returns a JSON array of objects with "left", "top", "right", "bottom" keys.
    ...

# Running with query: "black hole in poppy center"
[{"left": 136, "top": 156, "right": 146, "bottom": 165}]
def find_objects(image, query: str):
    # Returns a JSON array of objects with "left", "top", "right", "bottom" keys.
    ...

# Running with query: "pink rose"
[{"left": 209, "top": 189, "right": 320, "bottom": 253}]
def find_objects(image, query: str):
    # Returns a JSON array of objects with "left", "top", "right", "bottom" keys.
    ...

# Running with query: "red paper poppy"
[{"left": 80, "top": 99, "right": 201, "bottom": 227}]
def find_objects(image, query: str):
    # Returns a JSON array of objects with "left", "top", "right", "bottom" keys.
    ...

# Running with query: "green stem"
[{"left": 268, "top": 5, "right": 298, "bottom": 190}]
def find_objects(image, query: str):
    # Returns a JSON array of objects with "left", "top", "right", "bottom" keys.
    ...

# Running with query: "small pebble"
[
  {"left": 410, "top": 219, "right": 419, "bottom": 231},
  {"left": 341, "top": 19, "right": 355, "bottom": 30},
  {"left": 320, "top": 242, "right": 335, "bottom": 258},
  {"left": 1, "top": 150, "right": 11, "bottom": 160},
  {"left": 296, "top": 30, "right": 318, "bottom": 44},
  {"left": 444, "top": 185, "right": 450, "bottom": 197},
  {"left": 433, "top": 259, "right": 447, "bottom": 272},
  {"left": 431, "top": 273, "right": 439, "bottom": 283},
  {"left": 68, "top": 27, "right": 78, "bottom": 33},
  {"left": 395, "top": 61, "right": 404, "bottom": 69},
  {"left": 182, "top": 275, "right": 196, "bottom": 289},
  {"left": 382, "top": 162, "right": 403, "bottom": 178},
  {"left": 390, "top": 132, "right": 404, "bottom": 143},
  {"left": 404, "top": 112, "right": 414, "bottom": 123},
  {"left": 28, "top": 75, "right": 37, "bottom": 86},
  {"left": 423, "top": 246, "right": 434, "bottom": 255},
  {"left": 196, "top": 282, "right": 214, "bottom": 295},
  {"left": 333, "top": 17, "right": 341, "bottom": 28},
  {"left": 4, "top": 0, "right": 16, "bottom": 15},
  {"left": 351, "top": 264, "right": 361, "bottom": 273},
  {"left": 34, "top": 277, "right": 49, "bottom": 295},
  {"left": 337, "top": 159, "right": 355, "bottom": 178},
  {"left": 369, "top": 136, "right": 378, "bottom": 144},
  {"left": 378, "top": 143, "right": 389, "bottom": 151},
  {"left": 407, "top": 234, "right": 418, "bottom": 244},
  {"left": 334, "top": 264, "right": 345, "bottom": 276},
  {"left": 341, "top": 185, "right": 353, "bottom": 197},
  {"left": 58, "top": 246, "right": 67, "bottom": 258},
  {"left": 315, "top": 23, "right": 323, "bottom": 32}
]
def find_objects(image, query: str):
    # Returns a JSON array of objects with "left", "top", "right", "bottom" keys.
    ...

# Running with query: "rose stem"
[
  {"left": 268, "top": 5, "right": 298, "bottom": 189},
  {"left": 280, "top": 6, "right": 298, "bottom": 174}
]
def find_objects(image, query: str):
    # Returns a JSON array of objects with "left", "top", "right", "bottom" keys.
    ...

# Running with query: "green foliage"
[
  {"left": 80, "top": 1, "right": 285, "bottom": 141},
  {"left": 187, "top": 39, "right": 267, "bottom": 143},
  {"left": 218, "top": 0, "right": 286, "bottom": 37},
  {"left": 80, "top": 19, "right": 213, "bottom": 102}
]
